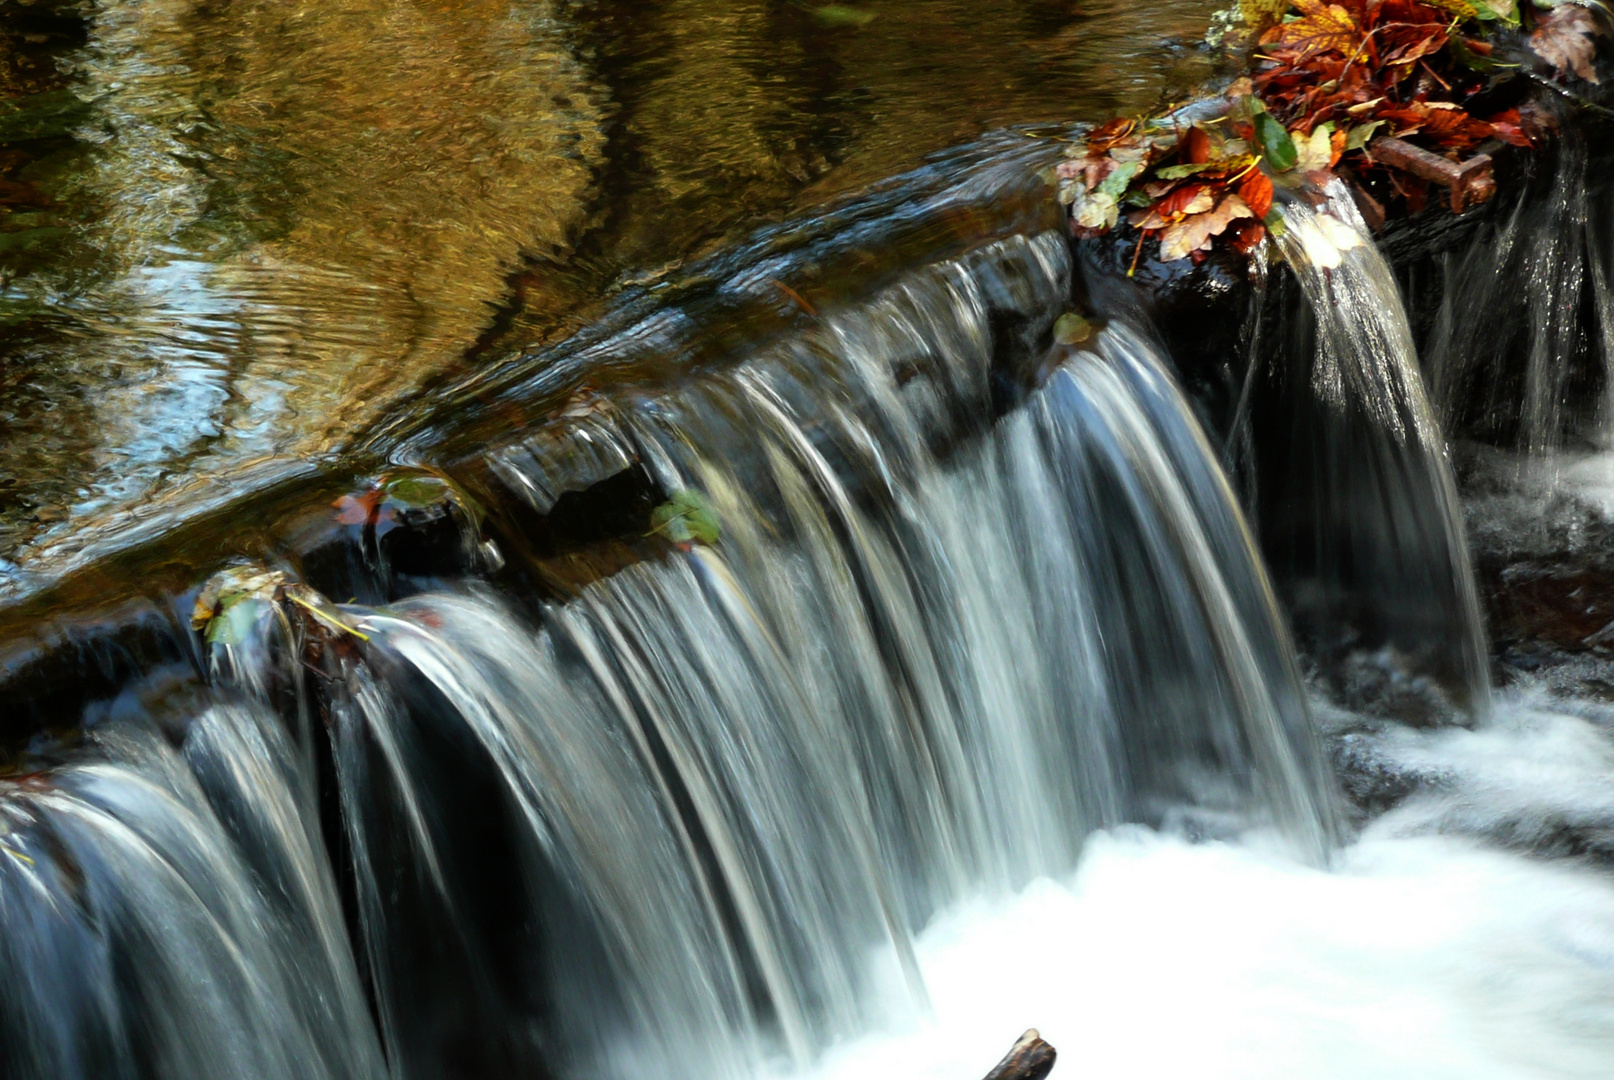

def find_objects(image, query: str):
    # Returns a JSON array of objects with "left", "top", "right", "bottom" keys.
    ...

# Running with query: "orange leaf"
[
  {"left": 1263, "top": 0, "right": 1360, "bottom": 60},
  {"left": 1088, "top": 117, "right": 1139, "bottom": 152},
  {"left": 1237, "top": 171, "right": 1274, "bottom": 220}
]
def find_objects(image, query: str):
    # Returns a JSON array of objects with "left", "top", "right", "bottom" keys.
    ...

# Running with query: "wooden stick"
[{"left": 982, "top": 1029, "right": 1058, "bottom": 1080}]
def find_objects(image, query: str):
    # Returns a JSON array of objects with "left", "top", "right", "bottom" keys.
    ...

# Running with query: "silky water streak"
[
  {"left": 0, "top": 230, "right": 1338, "bottom": 1080},
  {"left": 328, "top": 256, "right": 1341, "bottom": 1075},
  {"left": 1264, "top": 183, "right": 1490, "bottom": 711}
]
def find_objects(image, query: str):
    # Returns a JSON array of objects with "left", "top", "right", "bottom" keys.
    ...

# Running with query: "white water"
[{"left": 779, "top": 696, "right": 1614, "bottom": 1080}]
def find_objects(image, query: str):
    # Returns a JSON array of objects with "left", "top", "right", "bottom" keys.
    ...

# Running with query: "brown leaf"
[
  {"left": 1132, "top": 184, "right": 1216, "bottom": 229},
  {"left": 1087, "top": 117, "right": 1140, "bottom": 152},
  {"left": 1157, "top": 194, "right": 1256, "bottom": 261},
  {"left": 1420, "top": 107, "right": 1494, "bottom": 149},
  {"left": 1264, "top": 0, "right": 1360, "bottom": 59},
  {"left": 1183, "top": 125, "right": 1212, "bottom": 164},
  {"left": 1531, "top": 5, "right": 1601, "bottom": 84},
  {"left": 1228, "top": 218, "right": 1269, "bottom": 254}
]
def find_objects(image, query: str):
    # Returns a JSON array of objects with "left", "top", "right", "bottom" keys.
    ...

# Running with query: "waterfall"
[
  {"left": 0, "top": 697, "right": 384, "bottom": 1080},
  {"left": 1, "top": 230, "right": 1339, "bottom": 1079},
  {"left": 1422, "top": 129, "right": 1611, "bottom": 454},
  {"left": 1255, "top": 183, "right": 1491, "bottom": 712}
]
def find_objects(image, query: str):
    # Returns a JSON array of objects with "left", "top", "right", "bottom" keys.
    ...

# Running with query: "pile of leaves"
[{"left": 1057, "top": 0, "right": 1606, "bottom": 265}]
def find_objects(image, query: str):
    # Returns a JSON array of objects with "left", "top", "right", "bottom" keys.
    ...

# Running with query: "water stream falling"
[
  {"left": 6, "top": 128, "right": 1614, "bottom": 1080},
  {"left": 1260, "top": 184, "right": 1490, "bottom": 710}
]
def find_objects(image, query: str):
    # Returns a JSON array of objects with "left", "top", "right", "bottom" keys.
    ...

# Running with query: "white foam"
[{"left": 783, "top": 826, "right": 1614, "bottom": 1080}]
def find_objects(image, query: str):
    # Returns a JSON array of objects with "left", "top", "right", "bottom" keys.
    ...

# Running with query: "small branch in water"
[
  {"left": 769, "top": 278, "right": 819, "bottom": 316},
  {"left": 982, "top": 1029, "right": 1057, "bottom": 1080}
]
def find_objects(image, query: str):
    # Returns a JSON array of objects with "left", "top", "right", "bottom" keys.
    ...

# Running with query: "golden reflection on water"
[{"left": 0, "top": 0, "right": 1218, "bottom": 590}]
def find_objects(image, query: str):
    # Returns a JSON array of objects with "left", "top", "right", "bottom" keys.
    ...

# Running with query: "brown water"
[{"left": 0, "top": 0, "right": 1219, "bottom": 601}]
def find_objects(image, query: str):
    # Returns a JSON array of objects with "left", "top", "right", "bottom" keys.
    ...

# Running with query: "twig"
[
  {"left": 982, "top": 1030, "right": 1057, "bottom": 1080},
  {"left": 768, "top": 278, "right": 818, "bottom": 316}
]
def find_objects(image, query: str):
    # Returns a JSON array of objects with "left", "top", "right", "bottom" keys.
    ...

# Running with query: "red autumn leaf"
[
  {"left": 1157, "top": 183, "right": 1212, "bottom": 219},
  {"left": 1237, "top": 170, "right": 1274, "bottom": 220},
  {"left": 1380, "top": 27, "right": 1448, "bottom": 69},
  {"left": 1420, "top": 106, "right": 1494, "bottom": 149},
  {"left": 1183, "top": 126, "right": 1212, "bottom": 164},
  {"left": 1487, "top": 109, "right": 1532, "bottom": 148},
  {"left": 333, "top": 490, "right": 382, "bottom": 526},
  {"left": 1376, "top": 105, "right": 1429, "bottom": 136}
]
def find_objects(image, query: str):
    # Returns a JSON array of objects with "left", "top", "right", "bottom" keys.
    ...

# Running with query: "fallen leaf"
[
  {"left": 1229, "top": 218, "right": 1269, "bottom": 253},
  {"left": 1158, "top": 194, "right": 1256, "bottom": 261},
  {"left": 1531, "top": 4, "right": 1601, "bottom": 82},
  {"left": 1241, "top": 0, "right": 1291, "bottom": 32},
  {"left": 1053, "top": 312, "right": 1094, "bottom": 345},
  {"left": 1183, "top": 125, "right": 1213, "bottom": 164},
  {"left": 650, "top": 490, "right": 721, "bottom": 546},
  {"left": 1095, "top": 160, "right": 1142, "bottom": 196},
  {"left": 334, "top": 490, "right": 382, "bottom": 527},
  {"left": 813, "top": 5, "right": 876, "bottom": 27},
  {"left": 1074, "top": 190, "right": 1120, "bottom": 230},
  {"left": 1154, "top": 162, "right": 1218, "bottom": 179},
  {"left": 1344, "top": 119, "right": 1385, "bottom": 150},
  {"left": 1237, "top": 170, "right": 1275, "bottom": 219},
  {"left": 1487, "top": 108, "right": 1533, "bottom": 146},
  {"left": 1265, "top": 0, "right": 1360, "bottom": 59},
  {"left": 1292, "top": 125, "right": 1334, "bottom": 172},
  {"left": 1087, "top": 117, "right": 1139, "bottom": 152},
  {"left": 1253, "top": 109, "right": 1299, "bottom": 170},
  {"left": 1132, "top": 184, "right": 1216, "bottom": 228}
]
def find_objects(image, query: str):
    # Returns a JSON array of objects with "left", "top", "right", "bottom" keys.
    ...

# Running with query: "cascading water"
[
  {"left": 1422, "top": 125, "right": 1611, "bottom": 454},
  {"left": 1, "top": 227, "right": 1343, "bottom": 1079},
  {"left": 8, "top": 117, "right": 1614, "bottom": 1080},
  {"left": 0, "top": 696, "right": 384, "bottom": 1080},
  {"left": 1254, "top": 183, "right": 1490, "bottom": 710}
]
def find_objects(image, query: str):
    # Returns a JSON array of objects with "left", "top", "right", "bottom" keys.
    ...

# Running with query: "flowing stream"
[{"left": 6, "top": 9, "right": 1614, "bottom": 1080}]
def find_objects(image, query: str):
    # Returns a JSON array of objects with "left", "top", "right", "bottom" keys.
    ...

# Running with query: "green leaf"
[
  {"left": 1053, "top": 312, "right": 1093, "bottom": 346},
  {"left": 206, "top": 595, "right": 269, "bottom": 646},
  {"left": 1253, "top": 111, "right": 1298, "bottom": 172},
  {"left": 1472, "top": 0, "right": 1519, "bottom": 21},
  {"left": 812, "top": 4, "right": 875, "bottom": 25},
  {"left": 1264, "top": 206, "right": 1288, "bottom": 239},
  {"left": 650, "top": 490, "right": 721, "bottom": 546},
  {"left": 381, "top": 474, "right": 451, "bottom": 509},
  {"left": 1153, "top": 162, "right": 1215, "bottom": 180},
  {"left": 1344, "top": 120, "right": 1385, "bottom": 151},
  {"left": 1095, "top": 161, "right": 1142, "bottom": 196}
]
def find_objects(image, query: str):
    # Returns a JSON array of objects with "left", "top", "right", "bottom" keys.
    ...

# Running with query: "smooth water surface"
[{"left": 0, "top": 0, "right": 1220, "bottom": 592}]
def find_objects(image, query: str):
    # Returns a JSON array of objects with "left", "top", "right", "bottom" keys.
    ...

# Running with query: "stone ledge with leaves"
[{"left": 1058, "top": 0, "right": 1610, "bottom": 269}]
